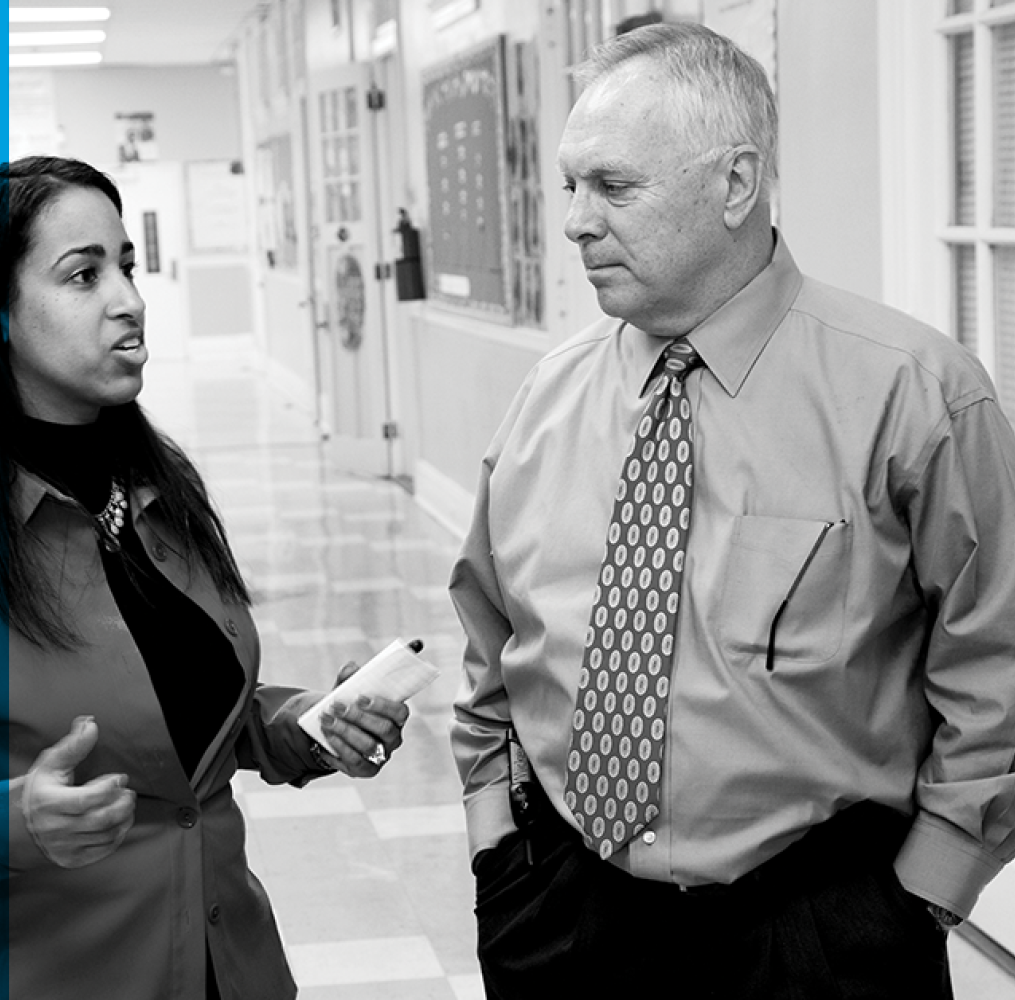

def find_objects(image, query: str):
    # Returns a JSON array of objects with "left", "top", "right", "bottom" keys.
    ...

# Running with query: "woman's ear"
[{"left": 723, "top": 146, "right": 764, "bottom": 230}]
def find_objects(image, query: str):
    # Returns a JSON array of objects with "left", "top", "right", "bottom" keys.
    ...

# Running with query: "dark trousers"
[{"left": 474, "top": 800, "right": 953, "bottom": 1000}]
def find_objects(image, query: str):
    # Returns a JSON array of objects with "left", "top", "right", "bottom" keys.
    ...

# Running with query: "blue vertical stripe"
[{"left": 2, "top": 10, "right": 10, "bottom": 995}]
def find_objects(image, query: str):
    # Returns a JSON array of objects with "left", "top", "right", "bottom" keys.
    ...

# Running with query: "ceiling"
[{"left": 10, "top": 0, "right": 266, "bottom": 66}]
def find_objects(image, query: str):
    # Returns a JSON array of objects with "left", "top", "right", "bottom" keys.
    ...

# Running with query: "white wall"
[
  {"left": 777, "top": 0, "right": 884, "bottom": 302},
  {"left": 51, "top": 65, "right": 243, "bottom": 167}
]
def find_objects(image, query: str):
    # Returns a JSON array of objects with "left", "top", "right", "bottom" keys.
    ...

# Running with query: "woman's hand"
[
  {"left": 316, "top": 662, "right": 410, "bottom": 777},
  {"left": 21, "top": 716, "right": 136, "bottom": 869}
]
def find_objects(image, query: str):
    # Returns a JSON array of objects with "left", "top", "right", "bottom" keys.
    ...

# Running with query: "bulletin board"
[{"left": 422, "top": 35, "right": 513, "bottom": 319}]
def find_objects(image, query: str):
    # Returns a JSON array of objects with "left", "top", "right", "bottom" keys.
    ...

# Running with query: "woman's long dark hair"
[{"left": 2, "top": 156, "right": 250, "bottom": 647}]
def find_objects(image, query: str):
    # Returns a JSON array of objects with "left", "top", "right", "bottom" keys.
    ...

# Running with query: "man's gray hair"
[{"left": 574, "top": 22, "right": 779, "bottom": 190}]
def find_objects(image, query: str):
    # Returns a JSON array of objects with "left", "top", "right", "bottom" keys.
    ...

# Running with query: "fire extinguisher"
[{"left": 393, "top": 208, "right": 426, "bottom": 301}]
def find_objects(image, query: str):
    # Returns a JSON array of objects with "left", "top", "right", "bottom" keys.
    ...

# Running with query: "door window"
[{"left": 319, "top": 87, "right": 362, "bottom": 224}]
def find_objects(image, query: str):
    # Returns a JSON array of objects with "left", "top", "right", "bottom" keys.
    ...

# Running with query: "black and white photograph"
[{"left": 4, "top": 2, "right": 1015, "bottom": 998}]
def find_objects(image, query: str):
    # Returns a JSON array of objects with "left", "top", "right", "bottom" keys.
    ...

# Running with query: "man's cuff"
[
  {"left": 464, "top": 785, "right": 516, "bottom": 861},
  {"left": 893, "top": 810, "right": 1003, "bottom": 920}
]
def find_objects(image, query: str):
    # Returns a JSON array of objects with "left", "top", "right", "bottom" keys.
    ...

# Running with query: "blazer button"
[
  {"left": 224, "top": 619, "right": 239, "bottom": 637},
  {"left": 177, "top": 807, "right": 198, "bottom": 829},
  {"left": 208, "top": 904, "right": 222, "bottom": 924},
  {"left": 152, "top": 541, "right": 168, "bottom": 562}
]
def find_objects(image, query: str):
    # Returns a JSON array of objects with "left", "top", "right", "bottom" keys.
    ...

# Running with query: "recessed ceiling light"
[
  {"left": 10, "top": 50, "right": 103, "bottom": 66},
  {"left": 9, "top": 29, "right": 106, "bottom": 45},
  {"left": 9, "top": 8, "right": 111, "bottom": 23}
]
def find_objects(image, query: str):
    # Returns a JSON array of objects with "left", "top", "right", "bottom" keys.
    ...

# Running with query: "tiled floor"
[
  {"left": 143, "top": 355, "right": 482, "bottom": 1000},
  {"left": 139, "top": 355, "right": 1015, "bottom": 999}
]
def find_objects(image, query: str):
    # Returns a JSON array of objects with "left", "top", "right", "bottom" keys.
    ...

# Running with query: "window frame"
[{"left": 938, "top": 0, "right": 1015, "bottom": 395}]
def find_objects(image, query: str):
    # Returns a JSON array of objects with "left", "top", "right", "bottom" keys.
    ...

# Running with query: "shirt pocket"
[{"left": 717, "top": 515, "right": 851, "bottom": 667}]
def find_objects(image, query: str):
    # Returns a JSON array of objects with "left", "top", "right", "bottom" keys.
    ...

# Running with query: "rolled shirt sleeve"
[
  {"left": 894, "top": 397, "right": 1015, "bottom": 918},
  {"left": 236, "top": 685, "right": 328, "bottom": 786},
  {"left": 450, "top": 389, "right": 533, "bottom": 860}
]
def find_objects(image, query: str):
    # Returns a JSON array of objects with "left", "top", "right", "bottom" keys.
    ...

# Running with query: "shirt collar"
[
  {"left": 13, "top": 467, "right": 159, "bottom": 527},
  {"left": 13, "top": 470, "right": 50, "bottom": 526},
  {"left": 628, "top": 231, "right": 803, "bottom": 398}
]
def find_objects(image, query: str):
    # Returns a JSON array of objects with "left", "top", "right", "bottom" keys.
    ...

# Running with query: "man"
[{"left": 449, "top": 22, "right": 1015, "bottom": 1000}]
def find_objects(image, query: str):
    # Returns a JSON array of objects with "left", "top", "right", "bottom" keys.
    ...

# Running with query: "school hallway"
[{"left": 138, "top": 355, "right": 1015, "bottom": 1000}]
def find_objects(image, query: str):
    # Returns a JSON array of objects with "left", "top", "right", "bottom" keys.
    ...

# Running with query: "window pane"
[
  {"left": 344, "top": 87, "right": 358, "bottom": 130},
  {"left": 329, "top": 90, "right": 341, "bottom": 133},
  {"left": 995, "top": 22, "right": 1015, "bottom": 225},
  {"left": 954, "top": 244, "right": 978, "bottom": 350},
  {"left": 346, "top": 134, "right": 361, "bottom": 176},
  {"left": 952, "top": 32, "right": 976, "bottom": 225},
  {"left": 996, "top": 246, "right": 1015, "bottom": 425},
  {"left": 950, "top": 0, "right": 974, "bottom": 11}
]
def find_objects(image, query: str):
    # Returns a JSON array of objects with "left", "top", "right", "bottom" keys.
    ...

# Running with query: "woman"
[{"left": 1, "top": 156, "right": 409, "bottom": 999}]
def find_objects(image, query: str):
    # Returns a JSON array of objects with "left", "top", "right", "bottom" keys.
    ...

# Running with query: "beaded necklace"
[{"left": 95, "top": 478, "right": 129, "bottom": 552}]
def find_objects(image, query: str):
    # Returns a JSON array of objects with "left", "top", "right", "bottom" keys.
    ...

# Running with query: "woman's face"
[{"left": 9, "top": 184, "right": 146, "bottom": 424}]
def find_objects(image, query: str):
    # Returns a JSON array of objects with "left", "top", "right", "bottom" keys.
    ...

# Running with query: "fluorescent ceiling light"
[
  {"left": 9, "top": 8, "right": 111, "bottom": 23},
  {"left": 10, "top": 29, "right": 106, "bottom": 45},
  {"left": 10, "top": 50, "right": 103, "bottom": 66}
]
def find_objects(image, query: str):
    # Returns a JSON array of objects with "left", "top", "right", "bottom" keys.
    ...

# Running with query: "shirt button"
[
  {"left": 643, "top": 831, "right": 657, "bottom": 845},
  {"left": 224, "top": 619, "right": 239, "bottom": 637},
  {"left": 208, "top": 904, "right": 222, "bottom": 924},
  {"left": 177, "top": 807, "right": 198, "bottom": 829},
  {"left": 152, "top": 541, "right": 168, "bottom": 562}
]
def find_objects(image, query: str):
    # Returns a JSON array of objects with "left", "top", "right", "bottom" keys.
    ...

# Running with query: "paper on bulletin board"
[
  {"left": 185, "top": 160, "right": 249, "bottom": 254},
  {"left": 701, "top": 0, "right": 777, "bottom": 90}
]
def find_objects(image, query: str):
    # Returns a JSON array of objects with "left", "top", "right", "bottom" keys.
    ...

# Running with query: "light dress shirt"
[{"left": 449, "top": 235, "right": 1015, "bottom": 919}]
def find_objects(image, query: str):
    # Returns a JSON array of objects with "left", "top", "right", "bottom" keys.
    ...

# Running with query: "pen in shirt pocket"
[{"left": 765, "top": 520, "right": 846, "bottom": 672}]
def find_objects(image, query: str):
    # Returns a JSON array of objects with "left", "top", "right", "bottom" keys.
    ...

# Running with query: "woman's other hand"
[{"left": 21, "top": 716, "right": 136, "bottom": 868}]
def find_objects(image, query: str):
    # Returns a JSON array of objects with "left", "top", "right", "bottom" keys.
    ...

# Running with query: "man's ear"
[{"left": 723, "top": 146, "right": 764, "bottom": 230}]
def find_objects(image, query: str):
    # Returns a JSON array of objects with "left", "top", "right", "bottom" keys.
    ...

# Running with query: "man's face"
[{"left": 557, "top": 59, "right": 731, "bottom": 338}]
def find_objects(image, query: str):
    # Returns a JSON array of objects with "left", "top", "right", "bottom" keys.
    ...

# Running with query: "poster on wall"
[
  {"left": 255, "top": 134, "right": 299, "bottom": 270},
  {"left": 422, "top": 35, "right": 513, "bottom": 319},
  {"left": 185, "top": 160, "right": 249, "bottom": 254},
  {"left": 115, "top": 112, "right": 158, "bottom": 164}
]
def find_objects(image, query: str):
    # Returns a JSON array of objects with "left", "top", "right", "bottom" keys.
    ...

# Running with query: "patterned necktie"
[{"left": 564, "top": 339, "right": 704, "bottom": 860}]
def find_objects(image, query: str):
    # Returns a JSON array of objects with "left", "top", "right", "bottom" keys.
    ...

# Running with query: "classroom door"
[
  {"left": 306, "top": 61, "right": 397, "bottom": 476},
  {"left": 109, "top": 162, "right": 188, "bottom": 362}
]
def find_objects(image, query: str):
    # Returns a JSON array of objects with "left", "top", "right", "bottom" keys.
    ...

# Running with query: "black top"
[{"left": 22, "top": 416, "right": 244, "bottom": 779}]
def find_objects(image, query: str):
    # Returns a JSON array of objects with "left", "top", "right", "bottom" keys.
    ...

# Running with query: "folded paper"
[{"left": 298, "top": 639, "right": 440, "bottom": 751}]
